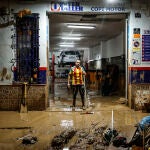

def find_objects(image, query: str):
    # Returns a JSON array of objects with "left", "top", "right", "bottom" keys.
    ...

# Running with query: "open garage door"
[{"left": 48, "top": 13, "right": 128, "bottom": 111}]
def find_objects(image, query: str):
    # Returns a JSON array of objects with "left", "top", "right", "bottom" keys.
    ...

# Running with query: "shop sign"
[
  {"left": 49, "top": 1, "right": 130, "bottom": 12},
  {"left": 91, "top": 7, "right": 126, "bottom": 12},
  {"left": 50, "top": 2, "right": 83, "bottom": 12}
]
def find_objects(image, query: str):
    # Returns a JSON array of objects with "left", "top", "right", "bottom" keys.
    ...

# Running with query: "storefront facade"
[{"left": 0, "top": 0, "right": 150, "bottom": 111}]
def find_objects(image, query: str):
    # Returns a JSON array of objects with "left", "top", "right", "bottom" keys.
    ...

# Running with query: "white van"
[{"left": 57, "top": 50, "right": 81, "bottom": 67}]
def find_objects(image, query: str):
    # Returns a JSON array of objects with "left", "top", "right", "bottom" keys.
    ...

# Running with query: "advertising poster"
[
  {"left": 132, "top": 38, "right": 141, "bottom": 52},
  {"left": 142, "top": 30, "right": 150, "bottom": 62},
  {"left": 132, "top": 28, "right": 141, "bottom": 52},
  {"left": 132, "top": 28, "right": 141, "bottom": 65},
  {"left": 132, "top": 51, "right": 141, "bottom": 65}
]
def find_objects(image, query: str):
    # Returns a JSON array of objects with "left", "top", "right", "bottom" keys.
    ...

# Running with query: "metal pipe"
[{"left": 125, "top": 18, "right": 129, "bottom": 100}]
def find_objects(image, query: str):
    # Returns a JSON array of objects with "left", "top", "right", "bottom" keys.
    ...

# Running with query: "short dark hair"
[{"left": 76, "top": 59, "right": 81, "bottom": 62}]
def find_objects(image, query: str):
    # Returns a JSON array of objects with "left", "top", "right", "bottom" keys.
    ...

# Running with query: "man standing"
[{"left": 68, "top": 59, "right": 86, "bottom": 110}]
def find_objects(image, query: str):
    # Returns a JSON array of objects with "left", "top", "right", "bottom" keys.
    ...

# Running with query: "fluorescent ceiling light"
[
  {"left": 59, "top": 44, "right": 74, "bottom": 47},
  {"left": 87, "top": 59, "right": 94, "bottom": 63},
  {"left": 107, "top": 0, "right": 117, "bottom": 2},
  {"left": 67, "top": 25, "right": 95, "bottom": 29},
  {"left": 62, "top": 37, "right": 81, "bottom": 40},
  {"left": 59, "top": 42, "right": 74, "bottom": 45}
]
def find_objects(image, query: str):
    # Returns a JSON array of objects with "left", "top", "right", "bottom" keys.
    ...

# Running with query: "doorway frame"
[{"left": 47, "top": 11, "right": 130, "bottom": 109}]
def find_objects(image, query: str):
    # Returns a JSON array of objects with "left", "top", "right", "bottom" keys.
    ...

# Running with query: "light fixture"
[
  {"left": 61, "top": 37, "right": 81, "bottom": 40},
  {"left": 67, "top": 24, "right": 95, "bottom": 29},
  {"left": 106, "top": 0, "right": 117, "bottom": 2},
  {"left": 59, "top": 44, "right": 74, "bottom": 47},
  {"left": 87, "top": 59, "right": 94, "bottom": 63}
]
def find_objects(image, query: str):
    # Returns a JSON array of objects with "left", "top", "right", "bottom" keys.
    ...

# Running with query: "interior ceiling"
[{"left": 49, "top": 13, "right": 127, "bottom": 51}]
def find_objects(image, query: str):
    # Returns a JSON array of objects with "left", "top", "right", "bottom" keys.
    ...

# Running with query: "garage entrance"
[{"left": 48, "top": 13, "right": 128, "bottom": 111}]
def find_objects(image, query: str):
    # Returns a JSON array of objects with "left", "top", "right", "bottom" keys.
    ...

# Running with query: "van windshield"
[{"left": 64, "top": 51, "right": 75, "bottom": 55}]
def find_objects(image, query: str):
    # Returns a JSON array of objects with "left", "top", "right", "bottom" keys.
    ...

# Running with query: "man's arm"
[
  {"left": 82, "top": 67, "right": 86, "bottom": 75},
  {"left": 68, "top": 68, "right": 72, "bottom": 87},
  {"left": 68, "top": 74, "right": 71, "bottom": 85},
  {"left": 83, "top": 71, "right": 86, "bottom": 76}
]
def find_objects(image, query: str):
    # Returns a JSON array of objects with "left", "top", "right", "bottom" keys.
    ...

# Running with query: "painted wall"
[
  {"left": 0, "top": 25, "right": 13, "bottom": 84},
  {"left": 90, "top": 44, "right": 102, "bottom": 60},
  {"left": 0, "top": 1, "right": 14, "bottom": 84},
  {"left": 89, "top": 32, "right": 124, "bottom": 61},
  {"left": 89, "top": 33, "right": 124, "bottom": 70},
  {"left": 102, "top": 32, "right": 124, "bottom": 58}
]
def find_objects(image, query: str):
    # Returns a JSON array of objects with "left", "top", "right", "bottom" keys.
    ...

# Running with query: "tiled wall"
[{"left": 0, "top": 84, "right": 47, "bottom": 111}]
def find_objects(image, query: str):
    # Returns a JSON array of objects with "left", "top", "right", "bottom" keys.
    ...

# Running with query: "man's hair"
[{"left": 76, "top": 59, "right": 81, "bottom": 62}]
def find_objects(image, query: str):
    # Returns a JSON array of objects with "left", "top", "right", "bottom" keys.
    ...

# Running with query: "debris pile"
[
  {"left": 17, "top": 134, "right": 38, "bottom": 145},
  {"left": 47, "top": 116, "right": 150, "bottom": 150},
  {"left": 22, "top": 136, "right": 38, "bottom": 145},
  {"left": 51, "top": 128, "right": 77, "bottom": 149}
]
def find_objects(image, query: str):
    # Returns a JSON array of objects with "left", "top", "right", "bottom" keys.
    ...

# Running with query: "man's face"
[{"left": 75, "top": 60, "right": 80, "bottom": 67}]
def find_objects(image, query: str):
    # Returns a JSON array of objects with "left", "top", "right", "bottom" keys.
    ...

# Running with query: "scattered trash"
[
  {"left": 112, "top": 136, "right": 127, "bottom": 147},
  {"left": 139, "top": 116, "right": 150, "bottom": 130},
  {"left": 103, "top": 128, "right": 118, "bottom": 145},
  {"left": 69, "top": 143, "right": 87, "bottom": 150},
  {"left": 80, "top": 111, "right": 94, "bottom": 115},
  {"left": 126, "top": 116, "right": 150, "bottom": 149},
  {"left": 51, "top": 128, "right": 77, "bottom": 149},
  {"left": 117, "top": 97, "right": 128, "bottom": 104},
  {"left": 127, "top": 132, "right": 143, "bottom": 147},
  {"left": 47, "top": 122, "right": 149, "bottom": 150},
  {"left": 93, "top": 141, "right": 105, "bottom": 150},
  {"left": 76, "top": 129, "right": 89, "bottom": 138},
  {"left": 85, "top": 134, "right": 96, "bottom": 144},
  {"left": 16, "top": 134, "right": 31, "bottom": 141},
  {"left": 94, "top": 126, "right": 107, "bottom": 136},
  {"left": 22, "top": 136, "right": 38, "bottom": 145},
  {"left": 17, "top": 134, "right": 38, "bottom": 145}
]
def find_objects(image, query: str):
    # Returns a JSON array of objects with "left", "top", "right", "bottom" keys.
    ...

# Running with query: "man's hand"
[{"left": 67, "top": 84, "right": 70, "bottom": 89}]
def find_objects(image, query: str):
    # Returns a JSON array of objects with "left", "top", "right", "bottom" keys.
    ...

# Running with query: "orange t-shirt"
[{"left": 69, "top": 66, "right": 85, "bottom": 85}]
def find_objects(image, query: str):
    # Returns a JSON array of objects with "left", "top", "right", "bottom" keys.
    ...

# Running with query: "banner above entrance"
[{"left": 49, "top": 0, "right": 130, "bottom": 13}]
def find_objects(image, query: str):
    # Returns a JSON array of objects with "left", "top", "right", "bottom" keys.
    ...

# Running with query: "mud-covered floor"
[{"left": 0, "top": 96, "right": 149, "bottom": 150}]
